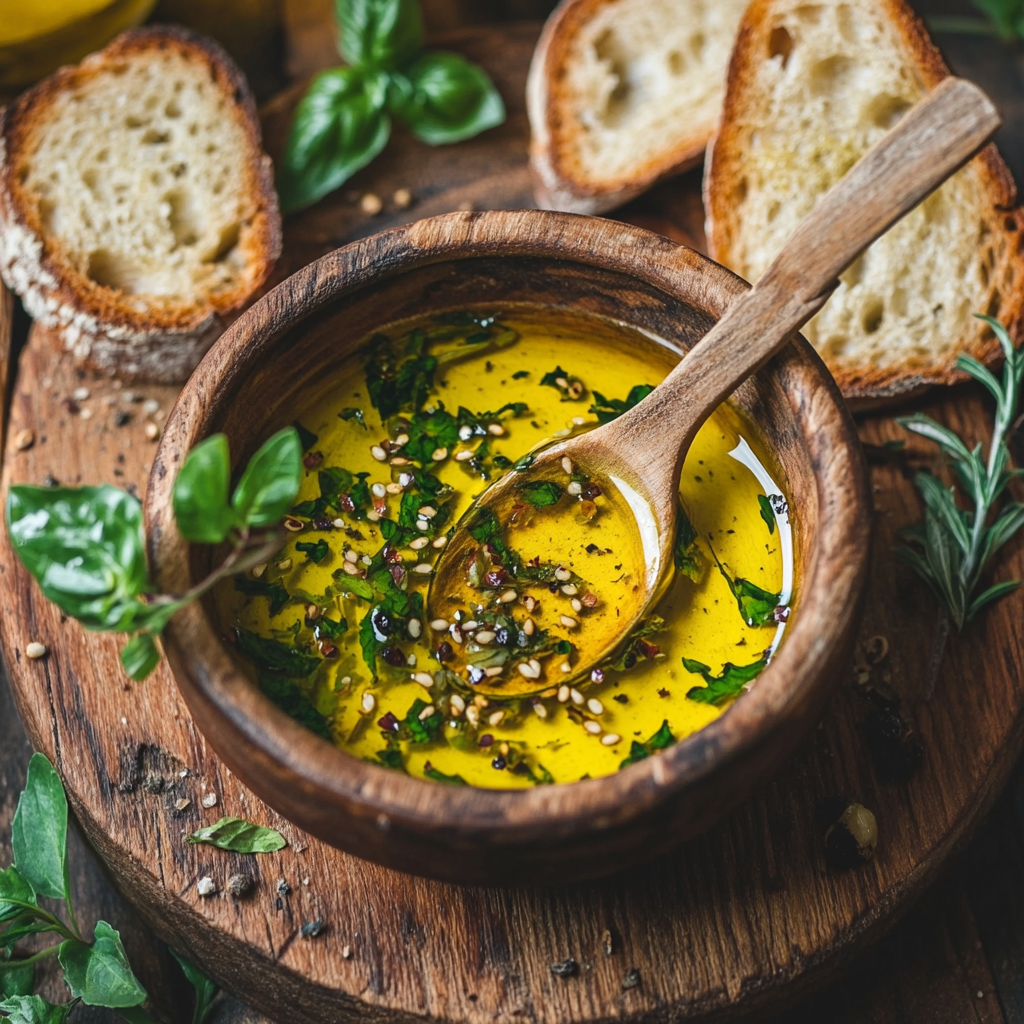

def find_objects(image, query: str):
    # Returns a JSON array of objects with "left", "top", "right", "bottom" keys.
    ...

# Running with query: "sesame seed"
[
  {"left": 555, "top": 377, "right": 569, "bottom": 389},
  {"left": 554, "top": 566, "right": 572, "bottom": 581},
  {"left": 475, "top": 630, "right": 496, "bottom": 644},
  {"left": 488, "top": 711, "right": 505, "bottom": 726},
  {"left": 413, "top": 672, "right": 434, "bottom": 688},
  {"left": 484, "top": 666, "right": 504, "bottom": 678},
  {"left": 529, "top": 658, "right": 541, "bottom": 673},
  {"left": 342, "top": 562, "right": 361, "bottom": 576},
  {"left": 587, "top": 698, "right": 604, "bottom": 715},
  {"left": 276, "top": 558, "right": 292, "bottom": 570},
  {"left": 571, "top": 688, "right": 584, "bottom": 705},
  {"left": 584, "top": 721, "right": 602, "bottom": 735},
  {"left": 450, "top": 625, "right": 464, "bottom": 644},
  {"left": 416, "top": 519, "right": 429, "bottom": 530},
  {"left": 450, "top": 694, "right": 466, "bottom": 713},
  {"left": 601, "top": 733, "right": 621, "bottom": 746},
  {"left": 455, "top": 449, "right": 475, "bottom": 461},
  {"left": 431, "top": 447, "right": 448, "bottom": 461},
  {"left": 466, "top": 706, "right": 480, "bottom": 725},
  {"left": 341, "top": 676, "right": 352, "bottom": 685},
  {"left": 463, "top": 620, "right": 479, "bottom": 631},
  {"left": 498, "top": 589, "right": 518, "bottom": 603},
  {"left": 251, "top": 562, "right": 267, "bottom": 579},
  {"left": 25, "top": 642, "right": 47, "bottom": 659},
  {"left": 567, "top": 481, "right": 582, "bottom": 496},
  {"left": 571, "top": 598, "right": 583, "bottom": 612},
  {"left": 79, "top": 408, "right": 93, "bottom": 420},
  {"left": 558, "top": 686, "right": 570, "bottom": 703},
  {"left": 459, "top": 425, "right": 473, "bottom": 441},
  {"left": 561, "top": 457, "right": 573, "bottom": 474},
  {"left": 432, "top": 536, "right": 447, "bottom": 548},
  {"left": 561, "top": 584, "right": 579, "bottom": 596},
  {"left": 554, "top": 429, "right": 571, "bottom": 437},
  {"left": 306, "top": 604, "right": 320, "bottom": 620},
  {"left": 418, "top": 705, "right": 436, "bottom": 721},
  {"left": 361, "top": 554, "right": 371, "bottom": 565},
  {"left": 560, "top": 615, "right": 578, "bottom": 629},
  {"left": 371, "top": 482, "right": 386, "bottom": 498},
  {"left": 407, "top": 654, "right": 417, "bottom": 667},
  {"left": 412, "top": 563, "right": 433, "bottom": 574},
  {"left": 361, "top": 692, "right": 376, "bottom": 713},
  {"left": 556, "top": 662, "right": 568, "bottom": 673},
  {"left": 572, "top": 415, "right": 586, "bottom": 425},
  {"left": 390, "top": 456, "right": 411, "bottom": 466},
  {"left": 371, "top": 445, "right": 387, "bottom": 461},
  {"left": 517, "top": 662, "right": 540, "bottom": 679},
  {"left": 523, "top": 617, "right": 535, "bottom": 636},
  {"left": 418, "top": 505, "right": 437, "bottom": 518},
  {"left": 541, "top": 687, "right": 558, "bottom": 698},
  {"left": 409, "top": 536, "right": 429, "bottom": 550},
  {"left": 367, "top": 510, "right": 381, "bottom": 521},
  {"left": 408, "top": 618, "right": 422, "bottom": 639},
  {"left": 385, "top": 482, "right": 403, "bottom": 494},
  {"left": 395, "top": 433, "right": 410, "bottom": 446},
  {"left": 487, "top": 423, "right": 505, "bottom": 436},
  {"left": 345, "top": 549, "right": 359, "bottom": 563},
  {"left": 430, "top": 618, "right": 449, "bottom": 631},
  {"left": 533, "top": 702, "right": 548, "bottom": 719},
  {"left": 333, "top": 519, "right": 345, "bottom": 529}
]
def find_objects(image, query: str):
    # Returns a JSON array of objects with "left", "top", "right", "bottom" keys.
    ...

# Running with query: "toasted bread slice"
[
  {"left": 528, "top": 0, "right": 750, "bottom": 214},
  {"left": 0, "top": 26, "right": 281, "bottom": 383},
  {"left": 704, "top": 0, "right": 1023, "bottom": 404}
]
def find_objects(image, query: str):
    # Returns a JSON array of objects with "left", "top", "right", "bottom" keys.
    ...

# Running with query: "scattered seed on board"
[
  {"left": 342, "top": 944, "right": 354, "bottom": 959},
  {"left": 13, "top": 428, "right": 34, "bottom": 451},
  {"left": 201, "top": 791, "right": 218, "bottom": 808},
  {"left": 393, "top": 187, "right": 413, "bottom": 208},
  {"left": 25, "top": 642, "right": 47, "bottom": 659},
  {"left": 360, "top": 192, "right": 383, "bottom": 215},
  {"left": 197, "top": 877, "right": 216, "bottom": 896},
  {"left": 144, "top": 422, "right": 160, "bottom": 440},
  {"left": 227, "top": 873, "right": 253, "bottom": 898}
]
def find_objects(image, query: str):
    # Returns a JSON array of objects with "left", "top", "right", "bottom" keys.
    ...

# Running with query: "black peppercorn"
[{"left": 550, "top": 958, "right": 578, "bottom": 978}]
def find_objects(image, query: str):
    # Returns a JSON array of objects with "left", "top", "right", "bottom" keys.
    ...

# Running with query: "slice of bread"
[
  {"left": 704, "top": 0, "right": 1023, "bottom": 404},
  {"left": 528, "top": 0, "right": 751, "bottom": 214},
  {"left": 0, "top": 26, "right": 281, "bottom": 383}
]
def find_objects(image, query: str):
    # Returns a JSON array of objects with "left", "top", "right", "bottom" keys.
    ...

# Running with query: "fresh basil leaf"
[
  {"left": 296, "top": 539, "right": 330, "bottom": 564},
  {"left": 516, "top": 480, "right": 563, "bottom": 508},
  {"left": 280, "top": 66, "right": 391, "bottom": 213},
  {"left": 232, "top": 428, "right": 303, "bottom": 530},
  {"left": 336, "top": 0, "right": 423, "bottom": 69},
  {"left": 711, "top": 550, "right": 779, "bottom": 628},
  {"left": 969, "top": 0, "right": 1024, "bottom": 39},
  {"left": 588, "top": 384, "right": 654, "bottom": 425},
  {"left": 619, "top": 720, "right": 675, "bottom": 768},
  {"left": 395, "top": 52, "right": 505, "bottom": 145},
  {"left": 6, "top": 485, "right": 151, "bottom": 632},
  {"left": 339, "top": 407, "right": 367, "bottom": 428},
  {"left": 59, "top": 922, "right": 147, "bottom": 1008},
  {"left": 120, "top": 633, "right": 161, "bottom": 682},
  {"left": 172, "top": 435, "right": 234, "bottom": 544},
  {"left": 402, "top": 698, "right": 443, "bottom": 744},
  {"left": 0, "top": 959, "right": 35, "bottom": 998},
  {"left": 0, "top": 995, "right": 73, "bottom": 1024},
  {"left": 12, "top": 754, "right": 68, "bottom": 902},
  {"left": 169, "top": 949, "right": 218, "bottom": 1024},
  {"left": 187, "top": 817, "right": 287, "bottom": 853},
  {"left": 684, "top": 657, "right": 767, "bottom": 707},
  {"left": 393, "top": 51, "right": 501, "bottom": 144},
  {"left": 0, "top": 868, "right": 37, "bottom": 924},
  {"left": 340, "top": 576, "right": 374, "bottom": 601}
]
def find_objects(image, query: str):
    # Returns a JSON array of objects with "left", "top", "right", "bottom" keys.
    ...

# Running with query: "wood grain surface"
[{"left": 3, "top": 6, "right": 1024, "bottom": 1024}]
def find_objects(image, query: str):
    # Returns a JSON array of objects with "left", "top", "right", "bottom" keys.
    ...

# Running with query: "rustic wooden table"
[{"left": 3, "top": 1, "right": 1024, "bottom": 1022}]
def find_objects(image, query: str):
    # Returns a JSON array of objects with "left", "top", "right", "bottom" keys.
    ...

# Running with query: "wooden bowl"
[{"left": 146, "top": 210, "right": 871, "bottom": 886}]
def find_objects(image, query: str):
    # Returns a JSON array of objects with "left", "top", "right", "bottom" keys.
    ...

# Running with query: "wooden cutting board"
[{"left": 3, "top": 19, "right": 1024, "bottom": 1024}]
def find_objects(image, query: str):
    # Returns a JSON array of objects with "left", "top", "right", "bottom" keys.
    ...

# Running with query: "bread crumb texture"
[
  {"left": 707, "top": 0, "right": 1022, "bottom": 400},
  {"left": 0, "top": 28, "right": 280, "bottom": 382},
  {"left": 530, "top": 0, "right": 748, "bottom": 211}
]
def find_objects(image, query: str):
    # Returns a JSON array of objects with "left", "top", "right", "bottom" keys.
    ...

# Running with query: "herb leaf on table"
[
  {"left": 187, "top": 817, "right": 287, "bottom": 854},
  {"left": 280, "top": 0, "right": 505, "bottom": 212},
  {"left": 6, "top": 429, "right": 303, "bottom": 682},
  {"left": 896, "top": 315, "right": 1024, "bottom": 629}
]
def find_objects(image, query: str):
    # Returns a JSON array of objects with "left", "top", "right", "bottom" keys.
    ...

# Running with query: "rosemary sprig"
[{"left": 895, "top": 315, "right": 1024, "bottom": 629}]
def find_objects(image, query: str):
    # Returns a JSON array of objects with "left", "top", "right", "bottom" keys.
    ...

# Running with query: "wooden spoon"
[{"left": 428, "top": 76, "right": 1001, "bottom": 697}]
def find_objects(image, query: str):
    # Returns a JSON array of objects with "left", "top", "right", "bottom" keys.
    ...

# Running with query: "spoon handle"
[{"left": 606, "top": 76, "right": 1000, "bottom": 479}]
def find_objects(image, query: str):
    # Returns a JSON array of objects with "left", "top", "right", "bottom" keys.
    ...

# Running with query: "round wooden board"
[{"left": 4, "top": 18, "right": 1024, "bottom": 1024}]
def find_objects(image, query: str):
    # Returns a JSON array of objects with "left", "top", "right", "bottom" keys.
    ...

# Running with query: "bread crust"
[
  {"left": 704, "top": 0, "right": 1024, "bottom": 406},
  {"left": 0, "top": 25, "right": 282, "bottom": 383},
  {"left": 527, "top": 0, "right": 711, "bottom": 214}
]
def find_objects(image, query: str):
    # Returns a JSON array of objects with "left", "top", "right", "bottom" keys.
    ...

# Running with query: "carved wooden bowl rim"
[{"left": 147, "top": 210, "right": 870, "bottom": 845}]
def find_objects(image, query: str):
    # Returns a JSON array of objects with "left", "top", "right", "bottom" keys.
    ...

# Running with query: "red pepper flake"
[
  {"left": 340, "top": 494, "right": 356, "bottom": 512},
  {"left": 773, "top": 605, "right": 791, "bottom": 622},
  {"left": 636, "top": 639, "right": 660, "bottom": 659},
  {"left": 657, "top": 687, "right": 670, "bottom": 698},
  {"left": 318, "top": 640, "right": 337, "bottom": 658},
  {"left": 484, "top": 568, "right": 507, "bottom": 588},
  {"left": 581, "top": 592, "right": 599, "bottom": 608},
  {"left": 582, "top": 483, "right": 602, "bottom": 500},
  {"left": 388, "top": 563, "right": 406, "bottom": 587},
  {"left": 303, "top": 451, "right": 323, "bottom": 470},
  {"left": 378, "top": 712, "right": 399, "bottom": 733}
]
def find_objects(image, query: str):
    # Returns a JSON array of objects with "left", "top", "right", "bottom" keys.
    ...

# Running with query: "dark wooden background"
[{"left": 3, "top": 0, "right": 1024, "bottom": 1021}]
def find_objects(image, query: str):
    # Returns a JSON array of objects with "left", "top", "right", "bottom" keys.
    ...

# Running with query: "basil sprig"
[
  {"left": 279, "top": 0, "right": 505, "bottom": 212},
  {"left": 1, "top": 754, "right": 218, "bottom": 1023},
  {"left": 6, "top": 428, "right": 303, "bottom": 682},
  {"left": 896, "top": 315, "right": 1024, "bottom": 628}
]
